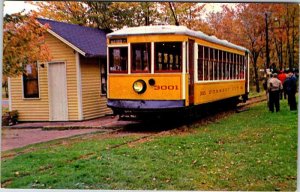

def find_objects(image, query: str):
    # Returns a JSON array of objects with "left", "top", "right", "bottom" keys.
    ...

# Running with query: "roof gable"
[{"left": 38, "top": 18, "right": 108, "bottom": 57}]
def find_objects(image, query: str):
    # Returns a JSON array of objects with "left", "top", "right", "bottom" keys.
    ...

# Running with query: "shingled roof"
[{"left": 37, "top": 18, "right": 108, "bottom": 57}]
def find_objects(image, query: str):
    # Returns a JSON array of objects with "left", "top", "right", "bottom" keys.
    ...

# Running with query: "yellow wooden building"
[{"left": 8, "top": 18, "right": 111, "bottom": 121}]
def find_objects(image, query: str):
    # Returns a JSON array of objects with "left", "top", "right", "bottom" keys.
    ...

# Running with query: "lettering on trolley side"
[
  {"left": 200, "top": 85, "right": 244, "bottom": 96},
  {"left": 110, "top": 38, "right": 127, "bottom": 44},
  {"left": 154, "top": 85, "right": 179, "bottom": 91}
]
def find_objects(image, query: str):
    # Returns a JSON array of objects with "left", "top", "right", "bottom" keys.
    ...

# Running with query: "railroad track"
[
  {"left": 2, "top": 95, "right": 267, "bottom": 161},
  {"left": 104, "top": 95, "right": 267, "bottom": 150}
]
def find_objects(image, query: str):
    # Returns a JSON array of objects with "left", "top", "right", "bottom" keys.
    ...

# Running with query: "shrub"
[{"left": 2, "top": 110, "right": 18, "bottom": 126}]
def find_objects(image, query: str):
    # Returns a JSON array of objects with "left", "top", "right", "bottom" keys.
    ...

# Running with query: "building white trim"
[
  {"left": 47, "top": 29, "right": 86, "bottom": 56},
  {"left": 8, "top": 77, "right": 12, "bottom": 111},
  {"left": 76, "top": 52, "right": 83, "bottom": 120}
]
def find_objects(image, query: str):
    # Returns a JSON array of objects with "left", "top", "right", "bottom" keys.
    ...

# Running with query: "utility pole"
[{"left": 265, "top": 12, "right": 271, "bottom": 70}]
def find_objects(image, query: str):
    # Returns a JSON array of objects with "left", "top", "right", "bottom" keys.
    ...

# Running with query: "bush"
[{"left": 2, "top": 110, "right": 18, "bottom": 126}]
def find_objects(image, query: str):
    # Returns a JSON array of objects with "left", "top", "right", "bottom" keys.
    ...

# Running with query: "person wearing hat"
[{"left": 268, "top": 73, "right": 283, "bottom": 112}]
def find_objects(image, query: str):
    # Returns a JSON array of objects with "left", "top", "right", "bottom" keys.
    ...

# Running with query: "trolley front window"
[
  {"left": 131, "top": 43, "right": 151, "bottom": 73},
  {"left": 155, "top": 42, "right": 182, "bottom": 73},
  {"left": 109, "top": 47, "right": 128, "bottom": 73}
]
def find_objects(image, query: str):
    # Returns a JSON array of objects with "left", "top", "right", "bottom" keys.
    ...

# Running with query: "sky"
[
  {"left": 3, "top": 1, "right": 37, "bottom": 15},
  {"left": 3, "top": 1, "right": 227, "bottom": 16}
]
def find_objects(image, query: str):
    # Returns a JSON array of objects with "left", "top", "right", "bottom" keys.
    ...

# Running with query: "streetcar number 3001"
[{"left": 154, "top": 85, "right": 179, "bottom": 90}]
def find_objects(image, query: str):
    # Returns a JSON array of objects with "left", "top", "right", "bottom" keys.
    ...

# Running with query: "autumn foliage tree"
[
  {"left": 205, "top": 3, "right": 299, "bottom": 92},
  {"left": 24, "top": 2, "right": 299, "bottom": 93},
  {"left": 30, "top": 2, "right": 88, "bottom": 26},
  {"left": 159, "top": 3, "right": 206, "bottom": 30},
  {"left": 30, "top": 2, "right": 161, "bottom": 29},
  {"left": 3, "top": 12, "right": 51, "bottom": 77}
]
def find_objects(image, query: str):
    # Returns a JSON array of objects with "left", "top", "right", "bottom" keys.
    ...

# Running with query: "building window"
[
  {"left": 155, "top": 42, "right": 182, "bottom": 72},
  {"left": 109, "top": 47, "right": 128, "bottom": 73},
  {"left": 131, "top": 43, "right": 151, "bottom": 73},
  {"left": 23, "top": 62, "right": 39, "bottom": 98},
  {"left": 100, "top": 58, "right": 107, "bottom": 95}
]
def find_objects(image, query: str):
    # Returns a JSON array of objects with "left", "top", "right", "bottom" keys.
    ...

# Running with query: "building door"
[
  {"left": 188, "top": 39, "right": 195, "bottom": 105},
  {"left": 48, "top": 62, "right": 68, "bottom": 121}
]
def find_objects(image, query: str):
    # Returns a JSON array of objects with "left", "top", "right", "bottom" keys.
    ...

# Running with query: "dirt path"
[
  {"left": 1, "top": 128, "right": 106, "bottom": 151},
  {"left": 1, "top": 116, "right": 137, "bottom": 152}
]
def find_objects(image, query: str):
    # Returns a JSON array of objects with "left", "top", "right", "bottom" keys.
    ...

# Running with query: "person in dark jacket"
[{"left": 284, "top": 70, "right": 297, "bottom": 111}]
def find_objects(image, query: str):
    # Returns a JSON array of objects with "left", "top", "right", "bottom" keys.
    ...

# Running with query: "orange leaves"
[
  {"left": 3, "top": 13, "right": 51, "bottom": 77},
  {"left": 30, "top": 1, "right": 88, "bottom": 25}
]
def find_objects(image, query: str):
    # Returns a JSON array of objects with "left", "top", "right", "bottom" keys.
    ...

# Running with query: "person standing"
[
  {"left": 263, "top": 72, "right": 272, "bottom": 108},
  {"left": 278, "top": 70, "right": 287, "bottom": 99},
  {"left": 268, "top": 73, "right": 283, "bottom": 112},
  {"left": 285, "top": 70, "right": 297, "bottom": 111}
]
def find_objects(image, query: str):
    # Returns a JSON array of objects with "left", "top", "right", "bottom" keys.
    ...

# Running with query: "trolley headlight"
[{"left": 133, "top": 80, "right": 147, "bottom": 94}]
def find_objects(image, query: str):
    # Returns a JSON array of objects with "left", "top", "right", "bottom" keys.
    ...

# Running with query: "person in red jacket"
[{"left": 277, "top": 70, "right": 287, "bottom": 99}]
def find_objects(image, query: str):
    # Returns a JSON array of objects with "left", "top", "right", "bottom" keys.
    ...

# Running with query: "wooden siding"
[
  {"left": 10, "top": 33, "right": 80, "bottom": 121},
  {"left": 10, "top": 67, "right": 49, "bottom": 121},
  {"left": 80, "top": 56, "right": 112, "bottom": 119}
]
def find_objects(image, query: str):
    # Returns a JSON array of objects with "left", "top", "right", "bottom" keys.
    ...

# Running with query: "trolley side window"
[
  {"left": 213, "top": 49, "right": 218, "bottom": 80},
  {"left": 198, "top": 45, "right": 204, "bottom": 81},
  {"left": 131, "top": 43, "right": 151, "bottom": 73},
  {"left": 155, "top": 42, "right": 182, "bottom": 73},
  {"left": 209, "top": 48, "right": 213, "bottom": 80},
  {"left": 109, "top": 47, "right": 128, "bottom": 73},
  {"left": 218, "top": 50, "right": 222, "bottom": 80},
  {"left": 204, "top": 46, "right": 209, "bottom": 80}
]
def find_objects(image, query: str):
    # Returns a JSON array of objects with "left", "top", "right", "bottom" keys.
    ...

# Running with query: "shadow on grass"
[{"left": 122, "top": 98, "right": 239, "bottom": 133}]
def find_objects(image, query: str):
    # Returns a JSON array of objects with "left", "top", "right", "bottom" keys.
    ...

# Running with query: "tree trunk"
[
  {"left": 169, "top": 2, "right": 179, "bottom": 26},
  {"left": 253, "top": 63, "right": 260, "bottom": 93},
  {"left": 252, "top": 52, "right": 260, "bottom": 93}
]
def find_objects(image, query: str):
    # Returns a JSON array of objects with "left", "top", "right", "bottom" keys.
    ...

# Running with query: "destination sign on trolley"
[{"left": 110, "top": 38, "right": 127, "bottom": 44}]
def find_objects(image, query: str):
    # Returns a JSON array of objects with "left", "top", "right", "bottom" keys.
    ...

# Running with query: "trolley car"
[{"left": 106, "top": 25, "right": 249, "bottom": 117}]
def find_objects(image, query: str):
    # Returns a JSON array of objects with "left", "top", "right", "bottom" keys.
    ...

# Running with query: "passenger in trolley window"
[{"left": 267, "top": 73, "right": 283, "bottom": 113}]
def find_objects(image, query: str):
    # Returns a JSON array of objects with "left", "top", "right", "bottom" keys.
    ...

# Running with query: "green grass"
[
  {"left": 1, "top": 99, "right": 297, "bottom": 190},
  {"left": 248, "top": 85, "right": 265, "bottom": 98}
]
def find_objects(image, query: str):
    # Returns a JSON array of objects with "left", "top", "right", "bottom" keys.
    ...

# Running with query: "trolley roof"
[{"left": 107, "top": 25, "right": 249, "bottom": 53}]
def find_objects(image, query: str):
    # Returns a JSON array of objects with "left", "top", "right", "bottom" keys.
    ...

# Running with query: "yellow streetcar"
[{"left": 106, "top": 25, "right": 250, "bottom": 117}]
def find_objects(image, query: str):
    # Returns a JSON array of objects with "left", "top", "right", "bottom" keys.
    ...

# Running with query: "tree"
[
  {"left": 3, "top": 12, "right": 51, "bottom": 77},
  {"left": 30, "top": 2, "right": 88, "bottom": 26},
  {"left": 283, "top": 4, "right": 299, "bottom": 70},
  {"left": 159, "top": 3, "right": 206, "bottom": 29},
  {"left": 206, "top": 4, "right": 265, "bottom": 92},
  {"left": 31, "top": 2, "right": 161, "bottom": 29},
  {"left": 134, "top": 2, "right": 161, "bottom": 26},
  {"left": 206, "top": 5, "right": 242, "bottom": 42}
]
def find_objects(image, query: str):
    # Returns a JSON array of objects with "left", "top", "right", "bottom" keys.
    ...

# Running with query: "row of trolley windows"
[
  {"left": 108, "top": 43, "right": 246, "bottom": 80},
  {"left": 198, "top": 45, "right": 246, "bottom": 81},
  {"left": 109, "top": 42, "right": 182, "bottom": 73}
]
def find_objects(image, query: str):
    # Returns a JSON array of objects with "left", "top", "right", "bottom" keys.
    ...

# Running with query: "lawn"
[{"left": 1, "top": 99, "right": 297, "bottom": 190}]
